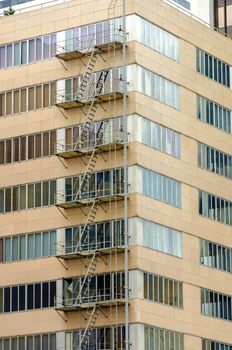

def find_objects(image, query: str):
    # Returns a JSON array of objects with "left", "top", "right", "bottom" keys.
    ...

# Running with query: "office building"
[{"left": 0, "top": 0, "right": 232, "bottom": 349}]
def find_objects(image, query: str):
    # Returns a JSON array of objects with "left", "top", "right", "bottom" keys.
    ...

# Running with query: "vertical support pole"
[{"left": 122, "top": 0, "right": 129, "bottom": 349}]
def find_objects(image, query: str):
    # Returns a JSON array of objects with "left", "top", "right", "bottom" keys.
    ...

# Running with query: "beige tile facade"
[{"left": 0, "top": 0, "right": 232, "bottom": 349}]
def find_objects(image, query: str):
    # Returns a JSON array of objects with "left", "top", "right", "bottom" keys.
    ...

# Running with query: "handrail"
[
  {"left": 55, "top": 239, "right": 125, "bottom": 255},
  {"left": 0, "top": 0, "right": 69, "bottom": 17},
  {"left": 56, "top": 287, "right": 125, "bottom": 306},
  {"left": 55, "top": 187, "right": 124, "bottom": 204},
  {"left": 55, "top": 132, "right": 124, "bottom": 153},
  {"left": 55, "top": 77, "right": 123, "bottom": 104},
  {"left": 163, "top": 0, "right": 232, "bottom": 41},
  {"left": 55, "top": 29, "right": 124, "bottom": 54}
]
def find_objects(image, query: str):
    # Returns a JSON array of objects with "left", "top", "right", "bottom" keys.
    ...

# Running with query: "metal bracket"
[
  {"left": 56, "top": 105, "right": 68, "bottom": 119},
  {"left": 99, "top": 254, "right": 108, "bottom": 265},
  {"left": 99, "top": 202, "right": 107, "bottom": 213},
  {"left": 56, "top": 205, "right": 68, "bottom": 219},
  {"left": 99, "top": 103, "right": 107, "bottom": 112},
  {"left": 99, "top": 53, "right": 106, "bottom": 62},
  {"left": 55, "top": 309, "right": 68, "bottom": 322},
  {"left": 57, "top": 57, "right": 68, "bottom": 71},
  {"left": 99, "top": 307, "right": 108, "bottom": 318},
  {"left": 56, "top": 257, "right": 68, "bottom": 270},
  {"left": 57, "top": 155, "right": 68, "bottom": 169},
  {"left": 80, "top": 206, "right": 88, "bottom": 216},
  {"left": 99, "top": 153, "right": 107, "bottom": 162}
]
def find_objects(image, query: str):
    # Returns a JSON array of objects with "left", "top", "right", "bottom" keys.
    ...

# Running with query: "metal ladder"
[
  {"left": 75, "top": 49, "right": 99, "bottom": 101},
  {"left": 78, "top": 304, "right": 100, "bottom": 350},
  {"left": 74, "top": 70, "right": 109, "bottom": 150}
]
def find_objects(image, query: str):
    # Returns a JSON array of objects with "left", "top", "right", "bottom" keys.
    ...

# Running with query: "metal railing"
[
  {"left": 55, "top": 187, "right": 124, "bottom": 205},
  {"left": 55, "top": 238, "right": 125, "bottom": 256},
  {"left": 0, "top": 0, "right": 69, "bottom": 16},
  {"left": 55, "top": 78, "right": 123, "bottom": 105},
  {"left": 163, "top": 0, "right": 232, "bottom": 41},
  {"left": 56, "top": 287, "right": 125, "bottom": 307},
  {"left": 55, "top": 29, "right": 124, "bottom": 55},
  {"left": 55, "top": 132, "right": 124, "bottom": 154}
]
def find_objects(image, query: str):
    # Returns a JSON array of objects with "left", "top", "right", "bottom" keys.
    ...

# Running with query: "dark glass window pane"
[
  {"left": 27, "top": 284, "right": 34, "bottom": 310},
  {"left": 6, "top": 139, "right": 12, "bottom": 163},
  {"left": 49, "top": 281, "right": 56, "bottom": 307},
  {"left": 19, "top": 285, "right": 25, "bottom": 311},
  {"left": 4, "top": 287, "right": 10, "bottom": 312},
  {"left": 42, "top": 282, "right": 49, "bottom": 308},
  {"left": 0, "top": 141, "right": 4, "bottom": 164},
  {"left": 35, "top": 134, "right": 42, "bottom": 158},
  {"left": 13, "top": 138, "right": 19, "bottom": 162},
  {"left": 20, "top": 136, "right": 26, "bottom": 161},
  {"left": 12, "top": 286, "right": 18, "bottom": 311},
  {"left": 35, "top": 284, "right": 41, "bottom": 309},
  {"left": 28, "top": 135, "right": 34, "bottom": 159}
]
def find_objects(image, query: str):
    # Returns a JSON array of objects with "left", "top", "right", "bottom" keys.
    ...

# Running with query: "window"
[
  {"left": 144, "top": 326, "right": 184, "bottom": 350},
  {"left": 197, "top": 95, "right": 231, "bottom": 133},
  {"left": 126, "top": 15, "right": 179, "bottom": 61},
  {"left": 199, "top": 190, "right": 232, "bottom": 226},
  {"left": 0, "top": 129, "right": 56, "bottom": 165},
  {"left": 0, "top": 333, "right": 56, "bottom": 350},
  {"left": 202, "top": 338, "right": 232, "bottom": 350},
  {"left": 66, "top": 325, "right": 125, "bottom": 349},
  {"left": 131, "top": 65, "right": 179, "bottom": 109},
  {"left": 200, "top": 239, "right": 232, "bottom": 274},
  {"left": 0, "top": 179, "right": 57, "bottom": 214},
  {"left": 142, "top": 219, "right": 182, "bottom": 257},
  {"left": 196, "top": 48, "right": 230, "bottom": 87},
  {"left": 142, "top": 168, "right": 181, "bottom": 208},
  {"left": 144, "top": 272, "right": 183, "bottom": 308},
  {"left": 201, "top": 288, "right": 232, "bottom": 321},
  {"left": 140, "top": 116, "right": 180, "bottom": 158},
  {"left": 0, "top": 82, "right": 55, "bottom": 117},
  {"left": 0, "top": 281, "right": 56, "bottom": 313},
  {"left": 64, "top": 219, "right": 124, "bottom": 253},
  {"left": 198, "top": 143, "right": 232, "bottom": 179}
]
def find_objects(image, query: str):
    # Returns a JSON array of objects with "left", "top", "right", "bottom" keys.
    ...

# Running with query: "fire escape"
[{"left": 54, "top": 2, "right": 126, "bottom": 348}]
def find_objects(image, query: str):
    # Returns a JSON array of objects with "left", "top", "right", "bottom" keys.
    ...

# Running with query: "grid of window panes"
[
  {"left": 198, "top": 143, "right": 232, "bottom": 180},
  {"left": 202, "top": 339, "right": 232, "bottom": 350},
  {"left": 197, "top": 95, "right": 231, "bottom": 133},
  {"left": 196, "top": 48, "right": 230, "bottom": 87},
  {"left": 63, "top": 272, "right": 124, "bottom": 305},
  {"left": 63, "top": 117, "right": 123, "bottom": 151},
  {"left": 0, "top": 230, "right": 56, "bottom": 263},
  {"left": 142, "top": 219, "right": 182, "bottom": 257},
  {"left": 65, "top": 220, "right": 124, "bottom": 253},
  {"left": 0, "top": 333, "right": 56, "bottom": 350},
  {"left": 0, "top": 179, "right": 56, "bottom": 214},
  {"left": 0, "top": 82, "right": 56, "bottom": 117},
  {"left": 58, "top": 67, "right": 120, "bottom": 103},
  {"left": 66, "top": 325, "right": 125, "bottom": 349},
  {"left": 64, "top": 168, "right": 124, "bottom": 203},
  {"left": 199, "top": 191, "right": 232, "bottom": 226},
  {"left": 127, "top": 15, "right": 179, "bottom": 61},
  {"left": 0, "top": 129, "right": 56, "bottom": 165},
  {"left": 0, "top": 15, "right": 179, "bottom": 70},
  {"left": 142, "top": 168, "right": 181, "bottom": 208},
  {"left": 0, "top": 281, "right": 56, "bottom": 313},
  {"left": 144, "top": 272, "right": 183, "bottom": 308},
  {"left": 144, "top": 326, "right": 184, "bottom": 350},
  {"left": 134, "top": 65, "right": 180, "bottom": 109},
  {"left": 201, "top": 288, "right": 232, "bottom": 321},
  {"left": 200, "top": 239, "right": 232, "bottom": 274},
  {"left": 140, "top": 116, "right": 180, "bottom": 158}
]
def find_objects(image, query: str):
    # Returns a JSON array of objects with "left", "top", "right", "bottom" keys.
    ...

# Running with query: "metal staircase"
[
  {"left": 78, "top": 305, "right": 100, "bottom": 350},
  {"left": 75, "top": 49, "right": 99, "bottom": 101}
]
